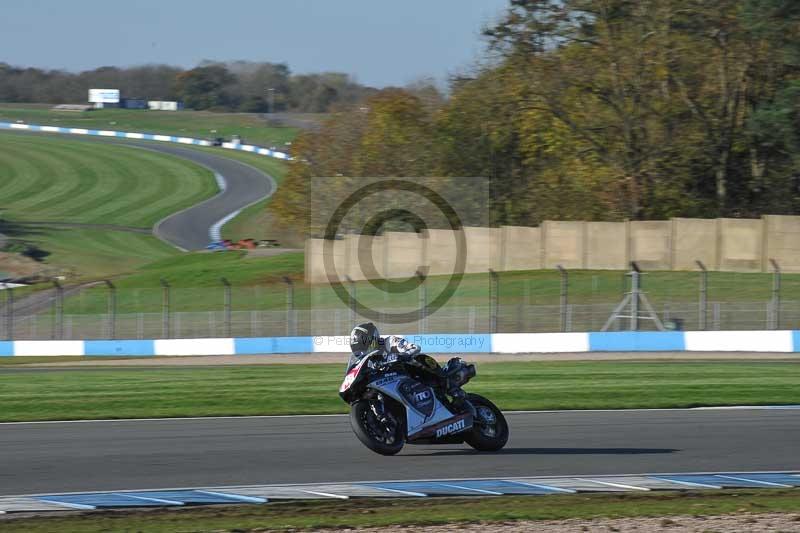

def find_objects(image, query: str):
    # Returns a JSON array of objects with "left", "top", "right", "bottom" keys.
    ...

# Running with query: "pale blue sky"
[{"left": 1, "top": 0, "right": 508, "bottom": 87}]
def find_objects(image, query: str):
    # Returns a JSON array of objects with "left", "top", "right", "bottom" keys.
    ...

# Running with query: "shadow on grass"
[
  {"left": 408, "top": 447, "right": 679, "bottom": 456},
  {"left": 0, "top": 217, "right": 43, "bottom": 238}
]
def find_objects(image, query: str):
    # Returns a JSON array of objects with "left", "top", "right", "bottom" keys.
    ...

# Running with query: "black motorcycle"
[{"left": 339, "top": 351, "right": 509, "bottom": 455}]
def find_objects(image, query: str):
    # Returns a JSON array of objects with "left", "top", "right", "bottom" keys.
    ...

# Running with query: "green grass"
[
  {"left": 0, "top": 132, "right": 223, "bottom": 278},
  {"left": 2, "top": 490, "right": 800, "bottom": 532},
  {"left": 0, "top": 361, "right": 797, "bottom": 422},
  {"left": 0, "top": 132, "right": 217, "bottom": 226},
  {"left": 59, "top": 251, "right": 302, "bottom": 312},
  {"left": 58, "top": 255, "right": 800, "bottom": 316},
  {"left": 21, "top": 228, "right": 180, "bottom": 279},
  {"left": 0, "top": 356, "right": 91, "bottom": 365},
  {"left": 114, "top": 250, "right": 303, "bottom": 286},
  {"left": 0, "top": 127, "right": 292, "bottom": 277},
  {"left": 0, "top": 105, "right": 297, "bottom": 148}
]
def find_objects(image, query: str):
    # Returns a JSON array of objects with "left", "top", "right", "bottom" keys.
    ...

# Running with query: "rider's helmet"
[{"left": 350, "top": 322, "right": 380, "bottom": 355}]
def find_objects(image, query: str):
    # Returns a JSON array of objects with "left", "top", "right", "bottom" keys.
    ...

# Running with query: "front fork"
[
  {"left": 370, "top": 395, "right": 387, "bottom": 422},
  {"left": 368, "top": 394, "right": 399, "bottom": 436}
]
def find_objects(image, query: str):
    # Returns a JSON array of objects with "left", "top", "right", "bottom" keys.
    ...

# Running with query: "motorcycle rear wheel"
[
  {"left": 464, "top": 393, "right": 509, "bottom": 452},
  {"left": 350, "top": 399, "right": 405, "bottom": 456}
]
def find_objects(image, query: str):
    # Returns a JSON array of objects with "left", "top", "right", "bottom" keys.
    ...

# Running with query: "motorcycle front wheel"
[
  {"left": 350, "top": 399, "right": 405, "bottom": 456},
  {"left": 464, "top": 393, "right": 509, "bottom": 452}
]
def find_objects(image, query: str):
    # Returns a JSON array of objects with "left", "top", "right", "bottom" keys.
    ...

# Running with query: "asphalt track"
[
  {"left": 1, "top": 408, "right": 797, "bottom": 496},
  {"left": 123, "top": 142, "right": 276, "bottom": 250}
]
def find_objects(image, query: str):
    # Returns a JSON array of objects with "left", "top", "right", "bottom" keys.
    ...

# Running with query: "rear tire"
[
  {"left": 464, "top": 393, "right": 509, "bottom": 452},
  {"left": 350, "top": 399, "right": 405, "bottom": 456}
]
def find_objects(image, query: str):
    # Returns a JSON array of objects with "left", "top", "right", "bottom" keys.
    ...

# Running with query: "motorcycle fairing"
[
  {"left": 367, "top": 374, "right": 472, "bottom": 439},
  {"left": 340, "top": 355, "right": 371, "bottom": 393}
]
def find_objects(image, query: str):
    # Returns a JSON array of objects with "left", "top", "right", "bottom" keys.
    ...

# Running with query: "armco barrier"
[
  {"left": 1, "top": 331, "right": 799, "bottom": 356},
  {"left": 0, "top": 122, "right": 290, "bottom": 160}
]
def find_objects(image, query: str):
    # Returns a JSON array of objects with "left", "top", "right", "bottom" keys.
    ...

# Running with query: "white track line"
[
  {"left": 438, "top": 483, "right": 503, "bottom": 495},
  {"left": 574, "top": 478, "right": 650, "bottom": 491},
  {"left": 197, "top": 490, "right": 266, "bottom": 503},
  {"left": 8, "top": 471, "right": 797, "bottom": 500},
  {"left": 716, "top": 475, "right": 793, "bottom": 488},
  {"left": 2, "top": 405, "right": 797, "bottom": 426},
  {"left": 650, "top": 477, "right": 722, "bottom": 489},
  {"left": 507, "top": 480, "right": 575, "bottom": 493},
  {"left": 301, "top": 490, "right": 348, "bottom": 499}
]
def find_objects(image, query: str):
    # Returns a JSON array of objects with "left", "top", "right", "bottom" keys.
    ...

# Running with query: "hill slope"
[{"left": 0, "top": 132, "right": 218, "bottom": 278}]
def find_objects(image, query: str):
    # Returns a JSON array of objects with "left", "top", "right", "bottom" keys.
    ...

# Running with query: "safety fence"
[
  {"left": 4, "top": 300, "right": 800, "bottom": 341},
  {"left": 3, "top": 264, "right": 800, "bottom": 341},
  {"left": 0, "top": 121, "right": 290, "bottom": 160}
]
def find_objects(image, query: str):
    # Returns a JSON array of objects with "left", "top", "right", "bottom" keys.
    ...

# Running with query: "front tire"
[
  {"left": 464, "top": 393, "right": 509, "bottom": 452},
  {"left": 350, "top": 399, "right": 405, "bottom": 456}
]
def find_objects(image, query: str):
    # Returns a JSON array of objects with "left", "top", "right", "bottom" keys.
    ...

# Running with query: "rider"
[{"left": 349, "top": 322, "right": 470, "bottom": 401}]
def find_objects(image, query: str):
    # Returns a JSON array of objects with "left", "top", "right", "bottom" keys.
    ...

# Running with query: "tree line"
[
  {"left": 271, "top": 0, "right": 800, "bottom": 232},
  {"left": 0, "top": 60, "right": 376, "bottom": 113}
]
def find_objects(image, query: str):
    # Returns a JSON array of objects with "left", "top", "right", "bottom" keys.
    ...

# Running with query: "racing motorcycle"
[{"left": 339, "top": 350, "right": 509, "bottom": 455}]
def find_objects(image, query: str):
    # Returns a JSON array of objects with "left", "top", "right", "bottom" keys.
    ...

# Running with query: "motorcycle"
[{"left": 339, "top": 350, "right": 509, "bottom": 455}]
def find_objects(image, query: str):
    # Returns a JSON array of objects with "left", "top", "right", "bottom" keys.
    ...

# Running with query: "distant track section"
[
  {"left": 0, "top": 121, "right": 290, "bottom": 160},
  {"left": 2, "top": 128, "right": 279, "bottom": 251},
  {"left": 127, "top": 142, "right": 277, "bottom": 251}
]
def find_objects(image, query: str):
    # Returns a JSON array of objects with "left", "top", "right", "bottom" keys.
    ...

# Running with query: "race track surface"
[
  {"left": 138, "top": 143, "right": 276, "bottom": 250},
  {"left": 1, "top": 408, "right": 797, "bottom": 496}
]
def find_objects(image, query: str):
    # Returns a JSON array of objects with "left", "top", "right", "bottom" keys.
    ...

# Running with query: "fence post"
[
  {"left": 52, "top": 279, "right": 63, "bottom": 340},
  {"left": 770, "top": 258, "right": 781, "bottom": 330},
  {"left": 630, "top": 262, "right": 640, "bottom": 331},
  {"left": 220, "top": 277, "right": 232, "bottom": 337},
  {"left": 416, "top": 270, "right": 427, "bottom": 334},
  {"left": 345, "top": 276, "right": 356, "bottom": 325},
  {"left": 695, "top": 260, "right": 707, "bottom": 331},
  {"left": 104, "top": 280, "right": 116, "bottom": 339},
  {"left": 160, "top": 278, "right": 170, "bottom": 339},
  {"left": 4, "top": 286, "right": 13, "bottom": 340},
  {"left": 556, "top": 265, "right": 568, "bottom": 332},
  {"left": 283, "top": 276, "right": 295, "bottom": 336},
  {"left": 489, "top": 269, "right": 498, "bottom": 333}
]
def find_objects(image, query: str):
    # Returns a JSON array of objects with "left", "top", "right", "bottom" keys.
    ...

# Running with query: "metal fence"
[{"left": 2, "top": 262, "right": 799, "bottom": 340}]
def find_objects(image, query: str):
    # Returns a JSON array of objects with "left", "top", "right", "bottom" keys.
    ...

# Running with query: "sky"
[{"left": 1, "top": 0, "right": 508, "bottom": 88}]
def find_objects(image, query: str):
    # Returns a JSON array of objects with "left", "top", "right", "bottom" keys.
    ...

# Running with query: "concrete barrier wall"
[
  {"left": 306, "top": 215, "right": 800, "bottom": 283},
  {"left": 764, "top": 215, "right": 800, "bottom": 272},
  {"left": 2, "top": 331, "right": 799, "bottom": 356},
  {"left": 425, "top": 229, "right": 460, "bottom": 276},
  {"left": 542, "top": 221, "right": 585, "bottom": 268},
  {"left": 586, "top": 221, "right": 627, "bottom": 269},
  {"left": 386, "top": 232, "right": 424, "bottom": 279},
  {"left": 719, "top": 218, "right": 763, "bottom": 272},
  {"left": 630, "top": 220, "right": 672, "bottom": 270},
  {"left": 673, "top": 218, "right": 717, "bottom": 270},
  {"left": 463, "top": 227, "right": 499, "bottom": 273},
  {"left": 500, "top": 225, "right": 541, "bottom": 271}
]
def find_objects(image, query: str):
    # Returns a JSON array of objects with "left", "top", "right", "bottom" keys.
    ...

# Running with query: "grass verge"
[
  {"left": 57, "top": 260, "right": 800, "bottom": 321},
  {"left": 0, "top": 106, "right": 297, "bottom": 148},
  {"left": 0, "top": 131, "right": 220, "bottom": 278},
  {"left": 0, "top": 357, "right": 150, "bottom": 366},
  {"left": 0, "top": 361, "right": 797, "bottom": 422},
  {"left": 2, "top": 490, "right": 799, "bottom": 532},
  {"left": 0, "top": 132, "right": 217, "bottom": 227}
]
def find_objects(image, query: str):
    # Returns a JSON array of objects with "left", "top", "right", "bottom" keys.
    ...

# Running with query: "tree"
[{"left": 174, "top": 65, "right": 236, "bottom": 110}]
